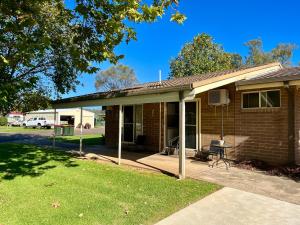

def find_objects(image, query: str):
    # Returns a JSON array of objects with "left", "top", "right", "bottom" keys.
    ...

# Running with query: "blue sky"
[{"left": 64, "top": 0, "right": 300, "bottom": 98}]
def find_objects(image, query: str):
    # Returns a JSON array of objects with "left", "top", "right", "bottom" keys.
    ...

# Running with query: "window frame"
[{"left": 241, "top": 89, "right": 281, "bottom": 109}]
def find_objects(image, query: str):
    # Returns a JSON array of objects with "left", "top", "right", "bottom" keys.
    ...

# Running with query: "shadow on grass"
[{"left": 0, "top": 144, "right": 78, "bottom": 180}]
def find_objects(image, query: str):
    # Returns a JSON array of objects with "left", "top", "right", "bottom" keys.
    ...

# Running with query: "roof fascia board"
[
  {"left": 52, "top": 91, "right": 179, "bottom": 109},
  {"left": 191, "top": 62, "right": 282, "bottom": 89},
  {"left": 289, "top": 80, "right": 300, "bottom": 86},
  {"left": 236, "top": 82, "right": 284, "bottom": 91},
  {"left": 191, "top": 63, "right": 282, "bottom": 95}
]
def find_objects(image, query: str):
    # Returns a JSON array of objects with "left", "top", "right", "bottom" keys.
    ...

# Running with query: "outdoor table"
[{"left": 210, "top": 143, "right": 232, "bottom": 169}]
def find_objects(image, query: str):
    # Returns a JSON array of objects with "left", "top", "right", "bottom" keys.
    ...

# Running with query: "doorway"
[
  {"left": 123, "top": 105, "right": 143, "bottom": 143},
  {"left": 165, "top": 101, "right": 199, "bottom": 150}
]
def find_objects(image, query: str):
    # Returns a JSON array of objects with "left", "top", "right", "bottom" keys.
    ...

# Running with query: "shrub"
[{"left": 0, "top": 116, "right": 8, "bottom": 126}]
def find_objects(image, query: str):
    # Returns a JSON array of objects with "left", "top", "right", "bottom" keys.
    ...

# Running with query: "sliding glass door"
[
  {"left": 185, "top": 102, "right": 197, "bottom": 149},
  {"left": 166, "top": 101, "right": 198, "bottom": 149},
  {"left": 123, "top": 105, "right": 143, "bottom": 143},
  {"left": 123, "top": 106, "right": 134, "bottom": 142}
]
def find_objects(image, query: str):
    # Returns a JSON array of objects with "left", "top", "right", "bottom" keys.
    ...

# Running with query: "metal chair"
[
  {"left": 161, "top": 136, "right": 179, "bottom": 155},
  {"left": 201, "top": 140, "right": 223, "bottom": 160},
  {"left": 168, "top": 136, "right": 179, "bottom": 155}
]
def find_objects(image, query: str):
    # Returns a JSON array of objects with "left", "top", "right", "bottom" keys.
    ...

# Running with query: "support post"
[
  {"left": 118, "top": 105, "right": 123, "bottom": 165},
  {"left": 159, "top": 102, "right": 162, "bottom": 152},
  {"left": 53, "top": 108, "right": 57, "bottom": 149},
  {"left": 179, "top": 93, "right": 186, "bottom": 179},
  {"left": 79, "top": 107, "right": 83, "bottom": 155},
  {"left": 221, "top": 105, "right": 224, "bottom": 140}
]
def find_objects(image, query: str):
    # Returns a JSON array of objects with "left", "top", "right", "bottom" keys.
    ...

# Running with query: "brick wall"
[
  {"left": 197, "top": 84, "right": 236, "bottom": 159},
  {"left": 142, "top": 103, "right": 164, "bottom": 152},
  {"left": 234, "top": 87, "right": 289, "bottom": 165},
  {"left": 105, "top": 85, "right": 295, "bottom": 165},
  {"left": 295, "top": 88, "right": 300, "bottom": 165},
  {"left": 105, "top": 105, "right": 120, "bottom": 148},
  {"left": 198, "top": 84, "right": 291, "bottom": 165}
]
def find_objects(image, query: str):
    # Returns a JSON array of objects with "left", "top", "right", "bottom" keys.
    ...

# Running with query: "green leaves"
[
  {"left": 170, "top": 34, "right": 298, "bottom": 80},
  {"left": 170, "top": 12, "right": 187, "bottom": 24},
  {"left": 0, "top": 0, "right": 184, "bottom": 114},
  {"left": 169, "top": 33, "right": 242, "bottom": 78},
  {"left": 245, "top": 38, "right": 297, "bottom": 66}
]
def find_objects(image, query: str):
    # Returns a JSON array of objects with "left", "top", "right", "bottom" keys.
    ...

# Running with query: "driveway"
[
  {"left": 0, "top": 132, "right": 50, "bottom": 143},
  {"left": 156, "top": 187, "right": 300, "bottom": 225}
]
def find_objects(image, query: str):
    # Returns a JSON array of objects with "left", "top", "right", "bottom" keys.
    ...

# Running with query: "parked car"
[
  {"left": 23, "top": 117, "right": 54, "bottom": 129},
  {"left": 8, "top": 119, "right": 24, "bottom": 127}
]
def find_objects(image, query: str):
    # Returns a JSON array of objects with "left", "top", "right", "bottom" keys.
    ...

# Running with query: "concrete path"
[{"left": 156, "top": 187, "right": 300, "bottom": 225}]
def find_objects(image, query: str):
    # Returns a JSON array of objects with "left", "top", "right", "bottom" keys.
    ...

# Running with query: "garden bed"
[{"left": 235, "top": 159, "right": 300, "bottom": 180}]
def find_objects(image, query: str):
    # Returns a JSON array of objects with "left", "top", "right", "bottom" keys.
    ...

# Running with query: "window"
[
  {"left": 242, "top": 90, "right": 280, "bottom": 109},
  {"left": 242, "top": 92, "right": 259, "bottom": 108}
]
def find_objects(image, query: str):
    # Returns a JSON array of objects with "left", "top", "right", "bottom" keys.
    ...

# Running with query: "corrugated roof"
[
  {"left": 54, "top": 63, "right": 300, "bottom": 104},
  {"left": 55, "top": 63, "right": 280, "bottom": 104},
  {"left": 131, "top": 67, "right": 243, "bottom": 90},
  {"left": 237, "top": 67, "right": 300, "bottom": 85}
]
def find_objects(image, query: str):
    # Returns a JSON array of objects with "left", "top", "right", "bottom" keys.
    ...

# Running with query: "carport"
[{"left": 52, "top": 89, "right": 189, "bottom": 178}]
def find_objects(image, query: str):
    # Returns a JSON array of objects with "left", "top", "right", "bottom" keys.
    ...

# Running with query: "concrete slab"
[{"left": 155, "top": 187, "right": 300, "bottom": 225}]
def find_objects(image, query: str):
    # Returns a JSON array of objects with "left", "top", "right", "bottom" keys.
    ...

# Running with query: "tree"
[
  {"left": 14, "top": 90, "right": 51, "bottom": 113},
  {"left": 95, "top": 64, "right": 138, "bottom": 91},
  {"left": 0, "top": 0, "right": 185, "bottom": 115},
  {"left": 245, "top": 38, "right": 297, "bottom": 66},
  {"left": 169, "top": 33, "right": 242, "bottom": 78}
]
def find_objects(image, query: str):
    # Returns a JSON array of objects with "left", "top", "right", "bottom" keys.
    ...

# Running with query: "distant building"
[{"left": 25, "top": 108, "right": 95, "bottom": 128}]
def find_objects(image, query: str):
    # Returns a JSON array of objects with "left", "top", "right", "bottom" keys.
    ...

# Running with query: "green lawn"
[
  {"left": 0, "top": 143, "right": 220, "bottom": 225},
  {"left": 54, "top": 134, "right": 105, "bottom": 145},
  {"left": 0, "top": 126, "right": 51, "bottom": 133}
]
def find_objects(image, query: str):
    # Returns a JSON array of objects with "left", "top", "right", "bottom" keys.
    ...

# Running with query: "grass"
[
  {"left": 54, "top": 134, "right": 105, "bottom": 146},
  {"left": 0, "top": 126, "right": 51, "bottom": 133},
  {"left": 0, "top": 143, "right": 220, "bottom": 225}
]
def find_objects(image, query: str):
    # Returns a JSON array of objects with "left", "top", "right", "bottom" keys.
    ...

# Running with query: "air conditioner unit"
[{"left": 208, "top": 89, "right": 230, "bottom": 106}]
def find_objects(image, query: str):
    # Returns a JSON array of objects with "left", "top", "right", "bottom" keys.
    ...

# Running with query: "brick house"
[{"left": 53, "top": 62, "right": 300, "bottom": 178}]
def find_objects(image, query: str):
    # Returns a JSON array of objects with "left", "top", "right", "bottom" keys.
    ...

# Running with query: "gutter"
[{"left": 52, "top": 84, "right": 193, "bottom": 105}]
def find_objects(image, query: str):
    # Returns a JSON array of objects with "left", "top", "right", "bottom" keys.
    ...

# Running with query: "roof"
[
  {"left": 8, "top": 111, "right": 23, "bottom": 115},
  {"left": 54, "top": 62, "right": 283, "bottom": 104},
  {"left": 237, "top": 67, "right": 300, "bottom": 85}
]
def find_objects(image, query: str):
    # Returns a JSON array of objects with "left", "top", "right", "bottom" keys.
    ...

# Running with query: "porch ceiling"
[{"left": 52, "top": 91, "right": 181, "bottom": 109}]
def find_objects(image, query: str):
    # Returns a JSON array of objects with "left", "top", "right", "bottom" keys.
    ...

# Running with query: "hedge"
[{"left": 0, "top": 116, "right": 8, "bottom": 126}]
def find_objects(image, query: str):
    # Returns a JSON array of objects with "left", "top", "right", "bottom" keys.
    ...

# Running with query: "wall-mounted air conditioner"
[{"left": 208, "top": 89, "right": 230, "bottom": 106}]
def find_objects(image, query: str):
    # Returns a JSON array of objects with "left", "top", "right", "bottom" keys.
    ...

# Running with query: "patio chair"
[
  {"left": 161, "top": 136, "right": 179, "bottom": 155},
  {"left": 201, "top": 140, "right": 223, "bottom": 160}
]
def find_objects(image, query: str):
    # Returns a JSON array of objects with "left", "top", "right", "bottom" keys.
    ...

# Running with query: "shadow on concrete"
[{"left": 85, "top": 146, "right": 178, "bottom": 178}]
